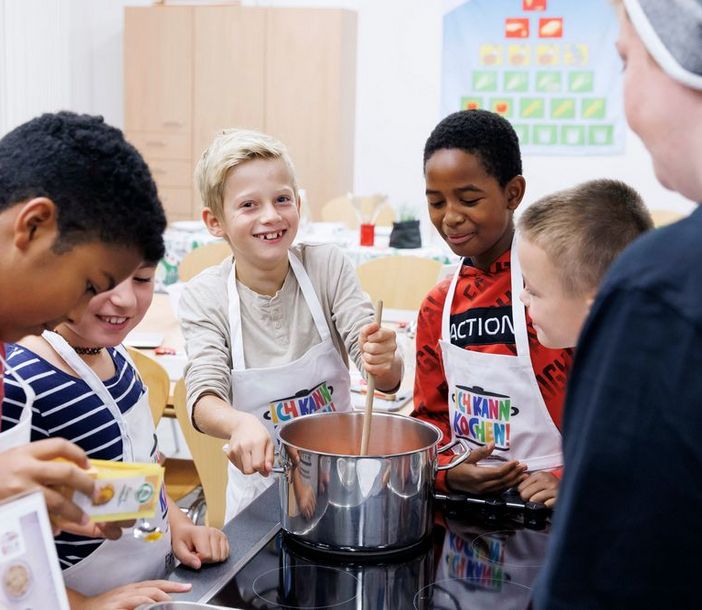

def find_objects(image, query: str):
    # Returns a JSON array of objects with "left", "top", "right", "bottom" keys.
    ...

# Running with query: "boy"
[
  {"left": 535, "top": 1, "right": 702, "bottom": 607},
  {"left": 517, "top": 179, "right": 653, "bottom": 350},
  {"left": 0, "top": 111, "right": 169, "bottom": 528},
  {"left": 4, "top": 263, "right": 228, "bottom": 608},
  {"left": 413, "top": 109, "right": 572, "bottom": 507},
  {"left": 180, "top": 129, "right": 403, "bottom": 519}
]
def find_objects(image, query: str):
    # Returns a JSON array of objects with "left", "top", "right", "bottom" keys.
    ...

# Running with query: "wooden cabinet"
[{"left": 124, "top": 5, "right": 356, "bottom": 221}]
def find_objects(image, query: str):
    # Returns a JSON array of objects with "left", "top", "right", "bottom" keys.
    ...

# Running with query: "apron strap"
[
  {"left": 441, "top": 236, "right": 530, "bottom": 359},
  {"left": 229, "top": 250, "right": 332, "bottom": 371},
  {"left": 42, "top": 330, "right": 134, "bottom": 460}
]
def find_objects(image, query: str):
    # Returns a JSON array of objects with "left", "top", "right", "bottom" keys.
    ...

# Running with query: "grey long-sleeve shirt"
[{"left": 178, "top": 243, "right": 376, "bottom": 419}]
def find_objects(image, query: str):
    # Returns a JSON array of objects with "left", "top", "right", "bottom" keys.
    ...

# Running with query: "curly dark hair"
[
  {"left": 0, "top": 111, "right": 166, "bottom": 262},
  {"left": 423, "top": 109, "right": 522, "bottom": 187}
]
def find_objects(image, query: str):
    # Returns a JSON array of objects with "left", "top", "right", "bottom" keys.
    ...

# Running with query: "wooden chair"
[
  {"left": 178, "top": 241, "right": 231, "bottom": 282},
  {"left": 127, "top": 347, "right": 170, "bottom": 426},
  {"left": 171, "top": 378, "right": 229, "bottom": 528},
  {"left": 356, "top": 256, "right": 442, "bottom": 310},
  {"left": 321, "top": 195, "right": 396, "bottom": 229},
  {"left": 649, "top": 209, "right": 686, "bottom": 228}
]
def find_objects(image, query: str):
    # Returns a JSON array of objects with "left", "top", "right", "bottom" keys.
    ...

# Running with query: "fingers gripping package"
[{"left": 72, "top": 459, "right": 164, "bottom": 522}]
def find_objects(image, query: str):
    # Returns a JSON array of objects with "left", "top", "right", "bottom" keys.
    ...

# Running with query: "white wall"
[{"left": 0, "top": 0, "right": 694, "bottom": 241}]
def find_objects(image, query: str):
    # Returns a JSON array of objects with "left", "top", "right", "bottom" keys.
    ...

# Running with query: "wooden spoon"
[{"left": 360, "top": 299, "right": 384, "bottom": 456}]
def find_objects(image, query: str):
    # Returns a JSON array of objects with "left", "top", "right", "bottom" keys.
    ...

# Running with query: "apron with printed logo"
[
  {"left": 439, "top": 239, "right": 562, "bottom": 471},
  {"left": 226, "top": 252, "right": 352, "bottom": 520},
  {"left": 43, "top": 332, "right": 173, "bottom": 597},
  {"left": 0, "top": 352, "right": 35, "bottom": 451}
]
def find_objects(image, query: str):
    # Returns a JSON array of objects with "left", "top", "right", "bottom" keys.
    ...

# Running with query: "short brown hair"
[
  {"left": 195, "top": 128, "right": 298, "bottom": 220},
  {"left": 518, "top": 179, "right": 653, "bottom": 296}
]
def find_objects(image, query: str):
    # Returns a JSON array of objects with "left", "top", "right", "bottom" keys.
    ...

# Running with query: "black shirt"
[{"left": 534, "top": 205, "right": 702, "bottom": 609}]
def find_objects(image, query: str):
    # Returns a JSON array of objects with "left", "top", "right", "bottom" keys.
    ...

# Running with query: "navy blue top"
[{"left": 534, "top": 205, "right": 702, "bottom": 609}]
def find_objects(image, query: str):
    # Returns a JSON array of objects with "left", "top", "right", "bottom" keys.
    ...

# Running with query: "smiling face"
[
  {"left": 517, "top": 237, "right": 592, "bottom": 349},
  {"left": 58, "top": 264, "right": 156, "bottom": 348},
  {"left": 425, "top": 148, "right": 525, "bottom": 269},
  {"left": 204, "top": 157, "right": 299, "bottom": 281}
]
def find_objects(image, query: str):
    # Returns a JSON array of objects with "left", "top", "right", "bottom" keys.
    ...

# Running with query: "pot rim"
[{"left": 277, "top": 411, "right": 444, "bottom": 458}]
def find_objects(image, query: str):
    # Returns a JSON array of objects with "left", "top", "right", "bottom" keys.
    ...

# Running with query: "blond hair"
[
  {"left": 518, "top": 179, "right": 653, "bottom": 296},
  {"left": 195, "top": 128, "right": 298, "bottom": 219}
]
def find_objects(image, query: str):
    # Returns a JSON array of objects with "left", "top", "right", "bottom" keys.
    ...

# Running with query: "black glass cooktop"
[{"left": 207, "top": 494, "right": 550, "bottom": 610}]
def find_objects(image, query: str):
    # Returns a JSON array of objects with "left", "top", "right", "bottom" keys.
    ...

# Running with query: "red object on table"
[{"left": 360, "top": 223, "right": 375, "bottom": 247}]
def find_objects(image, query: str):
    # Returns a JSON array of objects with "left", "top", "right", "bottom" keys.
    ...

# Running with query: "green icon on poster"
[
  {"left": 561, "top": 125, "right": 585, "bottom": 145},
  {"left": 512, "top": 124, "right": 530, "bottom": 145},
  {"left": 536, "top": 71, "right": 562, "bottom": 93},
  {"left": 503, "top": 71, "right": 529, "bottom": 92},
  {"left": 581, "top": 98, "right": 606, "bottom": 119},
  {"left": 568, "top": 71, "right": 594, "bottom": 92},
  {"left": 472, "top": 71, "right": 498, "bottom": 92},
  {"left": 588, "top": 125, "right": 614, "bottom": 145},
  {"left": 551, "top": 98, "right": 576, "bottom": 119},
  {"left": 519, "top": 98, "right": 544, "bottom": 119},
  {"left": 490, "top": 98, "right": 513, "bottom": 118},
  {"left": 460, "top": 97, "right": 483, "bottom": 110},
  {"left": 533, "top": 125, "right": 558, "bottom": 145}
]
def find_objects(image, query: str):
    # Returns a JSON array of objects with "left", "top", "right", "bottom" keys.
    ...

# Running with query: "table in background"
[{"left": 156, "top": 220, "right": 456, "bottom": 293}]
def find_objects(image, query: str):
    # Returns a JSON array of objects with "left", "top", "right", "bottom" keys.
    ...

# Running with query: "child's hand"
[
  {"left": 225, "top": 412, "right": 275, "bottom": 476},
  {"left": 445, "top": 443, "right": 528, "bottom": 495},
  {"left": 68, "top": 580, "right": 191, "bottom": 610},
  {"left": 171, "top": 523, "right": 230, "bottom": 570},
  {"left": 517, "top": 470, "right": 559, "bottom": 508},
  {"left": 1, "top": 439, "right": 95, "bottom": 528},
  {"left": 358, "top": 322, "right": 402, "bottom": 391}
]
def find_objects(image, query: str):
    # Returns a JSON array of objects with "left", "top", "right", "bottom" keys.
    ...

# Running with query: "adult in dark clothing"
[{"left": 534, "top": 0, "right": 702, "bottom": 608}]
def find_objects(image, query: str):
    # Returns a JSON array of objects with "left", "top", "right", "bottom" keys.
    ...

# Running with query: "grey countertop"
[{"left": 168, "top": 485, "right": 280, "bottom": 604}]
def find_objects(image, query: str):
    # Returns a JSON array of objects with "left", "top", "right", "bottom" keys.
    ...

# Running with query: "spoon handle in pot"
[{"left": 360, "top": 299, "right": 383, "bottom": 456}]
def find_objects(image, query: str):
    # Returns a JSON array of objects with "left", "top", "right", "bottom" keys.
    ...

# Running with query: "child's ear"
[
  {"left": 202, "top": 207, "right": 226, "bottom": 239},
  {"left": 505, "top": 176, "right": 526, "bottom": 211},
  {"left": 13, "top": 197, "right": 58, "bottom": 250}
]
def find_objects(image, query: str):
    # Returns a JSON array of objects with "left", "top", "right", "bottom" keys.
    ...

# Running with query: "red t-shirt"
[{"left": 412, "top": 249, "right": 572, "bottom": 491}]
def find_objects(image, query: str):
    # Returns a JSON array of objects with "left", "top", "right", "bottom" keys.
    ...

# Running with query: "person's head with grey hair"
[{"left": 615, "top": 0, "right": 702, "bottom": 201}]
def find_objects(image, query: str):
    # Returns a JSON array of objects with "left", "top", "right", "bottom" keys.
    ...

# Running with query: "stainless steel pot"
[{"left": 273, "top": 411, "right": 469, "bottom": 553}]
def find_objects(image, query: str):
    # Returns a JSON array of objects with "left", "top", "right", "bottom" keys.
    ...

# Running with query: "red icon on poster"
[
  {"left": 505, "top": 18, "right": 529, "bottom": 38},
  {"left": 539, "top": 17, "right": 563, "bottom": 38},
  {"left": 523, "top": 0, "right": 547, "bottom": 10}
]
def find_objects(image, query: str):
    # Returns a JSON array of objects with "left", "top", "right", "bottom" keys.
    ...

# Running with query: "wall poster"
[{"left": 442, "top": 0, "right": 624, "bottom": 155}]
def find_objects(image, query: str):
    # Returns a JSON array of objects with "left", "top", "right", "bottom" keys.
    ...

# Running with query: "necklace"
[{"left": 54, "top": 331, "right": 103, "bottom": 355}]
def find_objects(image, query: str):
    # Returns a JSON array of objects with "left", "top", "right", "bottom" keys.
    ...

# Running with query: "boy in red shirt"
[{"left": 413, "top": 109, "right": 572, "bottom": 507}]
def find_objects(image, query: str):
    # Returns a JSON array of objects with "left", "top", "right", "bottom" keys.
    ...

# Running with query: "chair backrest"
[
  {"left": 172, "top": 379, "right": 228, "bottom": 528},
  {"left": 126, "top": 347, "right": 170, "bottom": 426},
  {"left": 178, "top": 241, "right": 231, "bottom": 282},
  {"left": 321, "top": 195, "right": 395, "bottom": 229},
  {"left": 356, "top": 256, "right": 442, "bottom": 310},
  {"left": 649, "top": 208, "right": 686, "bottom": 228}
]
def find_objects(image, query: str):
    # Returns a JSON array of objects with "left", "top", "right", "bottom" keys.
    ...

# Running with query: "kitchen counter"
[{"left": 168, "top": 485, "right": 280, "bottom": 603}]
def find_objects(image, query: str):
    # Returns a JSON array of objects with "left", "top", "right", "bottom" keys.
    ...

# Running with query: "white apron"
[
  {"left": 226, "top": 252, "right": 352, "bottom": 519},
  {"left": 0, "top": 351, "right": 35, "bottom": 451},
  {"left": 42, "top": 332, "right": 173, "bottom": 597},
  {"left": 439, "top": 239, "right": 562, "bottom": 471}
]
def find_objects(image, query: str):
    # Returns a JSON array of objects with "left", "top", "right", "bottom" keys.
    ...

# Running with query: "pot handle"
[
  {"left": 222, "top": 443, "right": 287, "bottom": 474},
  {"left": 436, "top": 438, "right": 474, "bottom": 471}
]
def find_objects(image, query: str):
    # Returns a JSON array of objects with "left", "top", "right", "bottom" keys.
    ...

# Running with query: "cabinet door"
[
  {"left": 124, "top": 6, "right": 193, "bottom": 133},
  {"left": 192, "top": 6, "right": 266, "bottom": 171},
  {"left": 264, "top": 8, "right": 357, "bottom": 219}
]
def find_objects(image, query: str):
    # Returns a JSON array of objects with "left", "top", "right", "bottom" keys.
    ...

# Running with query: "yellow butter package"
[{"left": 73, "top": 459, "right": 164, "bottom": 522}]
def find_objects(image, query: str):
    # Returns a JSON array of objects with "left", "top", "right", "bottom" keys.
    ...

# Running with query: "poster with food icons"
[
  {"left": 442, "top": 0, "right": 624, "bottom": 155},
  {"left": 0, "top": 491, "right": 70, "bottom": 610}
]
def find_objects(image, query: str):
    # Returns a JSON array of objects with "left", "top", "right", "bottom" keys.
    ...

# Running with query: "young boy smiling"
[
  {"left": 180, "top": 129, "right": 403, "bottom": 519},
  {"left": 413, "top": 110, "right": 572, "bottom": 507},
  {"left": 517, "top": 179, "right": 652, "bottom": 350}
]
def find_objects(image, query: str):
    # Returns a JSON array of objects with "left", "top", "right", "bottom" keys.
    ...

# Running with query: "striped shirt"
[{"left": 1, "top": 343, "right": 149, "bottom": 569}]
